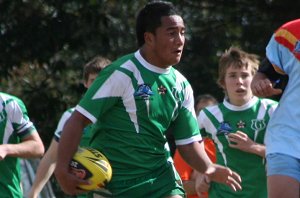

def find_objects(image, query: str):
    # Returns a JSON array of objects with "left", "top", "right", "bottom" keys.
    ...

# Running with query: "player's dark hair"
[{"left": 136, "top": 1, "right": 179, "bottom": 47}]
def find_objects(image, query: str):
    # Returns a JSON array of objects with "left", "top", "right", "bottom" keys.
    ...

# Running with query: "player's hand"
[
  {"left": 251, "top": 78, "right": 282, "bottom": 97},
  {"left": 228, "top": 131, "right": 254, "bottom": 153},
  {"left": 194, "top": 171, "right": 211, "bottom": 196},
  {"left": 205, "top": 164, "right": 242, "bottom": 192},
  {"left": 0, "top": 144, "right": 8, "bottom": 160},
  {"left": 54, "top": 167, "right": 90, "bottom": 195}
]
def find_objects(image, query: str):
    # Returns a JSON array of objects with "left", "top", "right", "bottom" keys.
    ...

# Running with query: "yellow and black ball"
[{"left": 69, "top": 147, "right": 112, "bottom": 190}]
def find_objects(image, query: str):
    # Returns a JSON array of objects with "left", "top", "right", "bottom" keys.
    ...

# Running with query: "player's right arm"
[
  {"left": 251, "top": 72, "right": 282, "bottom": 97},
  {"left": 28, "top": 139, "right": 58, "bottom": 198},
  {"left": 251, "top": 58, "right": 284, "bottom": 97},
  {"left": 173, "top": 150, "right": 196, "bottom": 194},
  {"left": 54, "top": 111, "right": 91, "bottom": 195}
]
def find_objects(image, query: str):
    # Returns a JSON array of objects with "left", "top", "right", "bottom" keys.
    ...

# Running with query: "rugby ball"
[{"left": 69, "top": 147, "right": 112, "bottom": 190}]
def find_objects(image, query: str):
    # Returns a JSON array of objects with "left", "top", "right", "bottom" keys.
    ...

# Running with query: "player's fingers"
[
  {"left": 231, "top": 170, "right": 242, "bottom": 183},
  {"left": 261, "top": 81, "right": 283, "bottom": 96},
  {"left": 228, "top": 134, "right": 241, "bottom": 140},
  {"left": 258, "top": 82, "right": 272, "bottom": 96},
  {"left": 235, "top": 131, "right": 247, "bottom": 137},
  {"left": 204, "top": 174, "right": 211, "bottom": 183},
  {"left": 271, "top": 88, "right": 283, "bottom": 95},
  {"left": 76, "top": 177, "right": 91, "bottom": 186},
  {"left": 251, "top": 81, "right": 265, "bottom": 96},
  {"left": 75, "top": 187, "right": 89, "bottom": 195},
  {"left": 252, "top": 80, "right": 273, "bottom": 97},
  {"left": 228, "top": 143, "right": 238, "bottom": 148},
  {"left": 63, "top": 174, "right": 89, "bottom": 195},
  {"left": 228, "top": 137, "right": 238, "bottom": 145},
  {"left": 228, "top": 133, "right": 246, "bottom": 142},
  {"left": 226, "top": 174, "right": 242, "bottom": 191}
]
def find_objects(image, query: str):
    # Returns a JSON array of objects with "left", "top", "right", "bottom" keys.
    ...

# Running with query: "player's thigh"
[
  {"left": 266, "top": 153, "right": 300, "bottom": 198},
  {"left": 266, "top": 153, "right": 300, "bottom": 181},
  {"left": 268, "top": 175, "right": 299, "bottom": 198}
]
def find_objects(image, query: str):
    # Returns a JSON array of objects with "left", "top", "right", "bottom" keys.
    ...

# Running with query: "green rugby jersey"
[
  {"left": 0, "top": 92, "right": 37, "bottom": 198},
  {"left": 76, "top": 50, "right": 201, "bottom": 182},
  {"left": 198, "top": 97, "right": 277, "bottom": 198},
  {"left": 54, "top": 107, "right": 92, "bottom": 147}
]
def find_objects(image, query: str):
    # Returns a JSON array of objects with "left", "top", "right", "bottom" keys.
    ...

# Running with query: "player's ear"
[
  {"left": 144, "top": 32, "right": 155, "bottom": 47},
  {"left": 83, "top": 81, "right": 88, "bottom": 89},
  {"left": 219, "top": 80, "right": 226, "bottom": 90}
]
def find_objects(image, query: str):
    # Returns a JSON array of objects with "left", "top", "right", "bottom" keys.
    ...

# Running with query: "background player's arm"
[
  {"left": 251, "top": 71, "right": 282, "bottom": 97},
  {"left": 54, "top": 110, "right": 91, "bottom": 195},
  {"left": 0, "top": 132, "right": 44, "bottom": 160},
  {"left": 28, "top": 139, "right": 58, "bottom": 198},
  {"left": 177, "top": 141, "right": 242, "bottom": 192}
]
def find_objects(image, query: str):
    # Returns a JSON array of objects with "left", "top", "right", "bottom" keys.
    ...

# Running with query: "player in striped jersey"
[
  {"left": 55, "top": 1, "right": 241, "bottom": 198},
  {"left": 195, "top": 47, "right": 278, "bottom": 198},
  {"left": 0, "top": 92, "right": 44, "bottom": 198},
  {"left": 251, "top": 19, "right": 300, "bottom": 198}
]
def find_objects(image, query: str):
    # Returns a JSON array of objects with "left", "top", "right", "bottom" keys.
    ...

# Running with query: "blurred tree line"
[{"left": 1, "top": 0, "right": 299, "bottom": 147}]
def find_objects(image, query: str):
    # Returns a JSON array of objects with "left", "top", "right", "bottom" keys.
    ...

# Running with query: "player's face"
[
  {"left": 84, "top": 73, "right": 98, "bottom": 88},
  {"left": 147, "top": 15, "right": 185, "bottom": 68},
  {"left": 223, "top": 65, "right": 253, "bottom": 106}
]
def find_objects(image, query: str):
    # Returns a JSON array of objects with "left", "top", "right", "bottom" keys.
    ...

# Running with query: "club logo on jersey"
[
  {"left": 251, "top": 119, "right": 266, "bottom": 131},
  {"left": 236, "top": 120, "right": 246, "bottom": 129},
  {"left": 134, "top": 84, "right": 153, "bottom": 100},
  {"left": 217, "top": 121, "right": 233, "bottom": 136},
  {"left": 158, "top": 85, "right": 167, "bottom": 95},
  {"left": 294, "top": 40, "right": 300, "bottom": 54}
]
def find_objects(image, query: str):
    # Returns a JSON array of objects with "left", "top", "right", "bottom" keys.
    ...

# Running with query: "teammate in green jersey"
[
  {"left": 0, "top": 92, "right": 44, "bottom": 198},
  {"left": 195, "top": 47, "right": 278, "bottom": 198},
  {"left": 28, "top": 56, "right": 111, "bottom": 198},
  {"left": 54, "top": 2, "right": 242, "bottom": 197}
]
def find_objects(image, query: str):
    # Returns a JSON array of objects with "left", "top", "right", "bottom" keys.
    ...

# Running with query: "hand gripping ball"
[{"left": 69, "top": 147, "right": 112, "bottom": 190}]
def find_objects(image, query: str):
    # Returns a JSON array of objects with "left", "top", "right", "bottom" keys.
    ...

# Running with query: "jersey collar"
[
  {"left": 223, "top": 96, "right": 258, "bottom": 111},
  {"left": 134, "top": 50, "right": 171, "bottom": 74}
]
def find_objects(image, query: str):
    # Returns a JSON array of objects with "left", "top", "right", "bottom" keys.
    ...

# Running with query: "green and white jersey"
[
  {"left": 76, "top": 50, "right": 201, "bottom": 182},
  {"left": 198, "top": 96, "right": 277, "bottom": 198},
  {"left": 0, "top": 92, "right": 37, "bottom": 198},
  {"left": 54, "top": 107, "right": 92, "bottom": 147}
]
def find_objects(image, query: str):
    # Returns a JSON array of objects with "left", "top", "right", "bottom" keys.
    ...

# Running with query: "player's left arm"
[
  {"left": 0, "top": 98, "right": 44, "bottom": 160},
  {"left": 228, "top": 131, "right": 265, "bottom": 157},
  {"left": 177, "top": 141, "right": 242, "bottom": 192}
]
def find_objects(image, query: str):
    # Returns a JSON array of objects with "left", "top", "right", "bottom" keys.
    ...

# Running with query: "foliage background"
[{"left": 0, "top": 0, "right": 299, "bottom": 196}]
